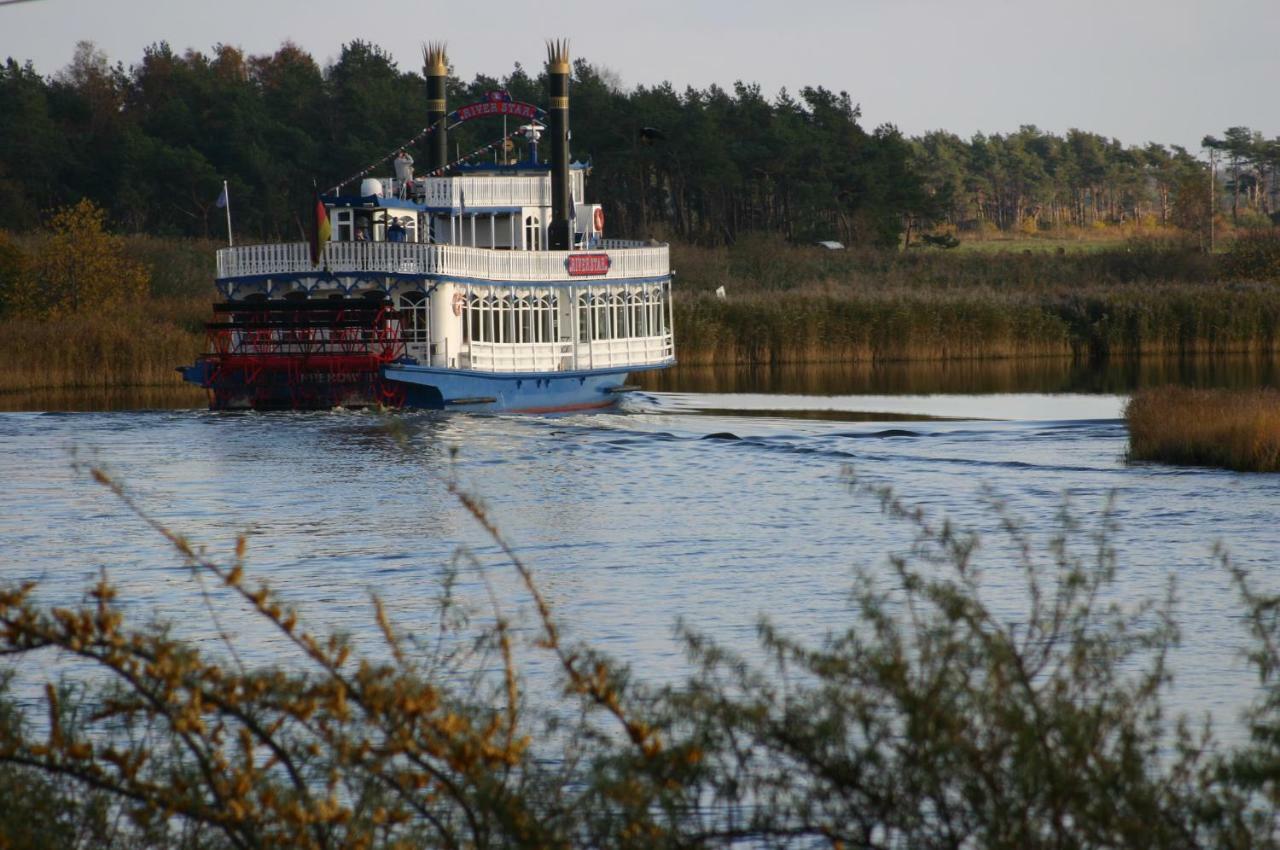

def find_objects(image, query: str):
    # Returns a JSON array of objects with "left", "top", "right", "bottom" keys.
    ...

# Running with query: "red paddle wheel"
[{"left": 192, "top": 297, "right": 408, "bottom": 411}]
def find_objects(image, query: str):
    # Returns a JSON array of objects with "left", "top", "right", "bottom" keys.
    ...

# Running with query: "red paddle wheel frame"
[{"left": 196, "top": 298, "right": 408, "bottom": 410}]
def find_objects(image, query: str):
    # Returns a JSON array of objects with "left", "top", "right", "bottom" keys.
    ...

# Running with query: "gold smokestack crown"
[
  {"left": 546, "top": 39, "right": 570, "bottom": 74},
  {"left": 422, "top": 42, "right": 448, "bottom": 76}
]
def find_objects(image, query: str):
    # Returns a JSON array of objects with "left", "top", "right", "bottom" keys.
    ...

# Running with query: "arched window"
[
  {"left": 467, "top": 292, "right": 482, "bottom": 342},
  {"left": 537, "top": 295, "right": 557, "bottom": 343},
  {"left": 611, "top": 292, "right": 627, "bottom": 339},
  {"left": 483, "top": 294, "right": 498, "bottom": 343},
  {"left": 398, "top": 291, "right": 429, "bottom": 344},
  {"left": 497, "top": 295, "right": 512, "bottom": 343},
  {"left": 524, "top": 216, "right": 541, "bottom": 251},
  {"left": 629, "top": 293, "right": 646, "bottom": 338},
  {"left": 592, "top": 294, "right": 610, "bottom": 340},
  {"left": 516, "top": 296, "right": 532, "bottom": 344},
  {"left": 578, "top": 294, "right": 591, "bottom": 342}
]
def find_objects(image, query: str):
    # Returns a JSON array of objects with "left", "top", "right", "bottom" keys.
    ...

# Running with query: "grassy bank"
[
  {"left": 669, "top": 232, "right": 1229, "bottom": 294},
  {"left": 1126, "top": 386, "right": 1280, "bottom": 471}
]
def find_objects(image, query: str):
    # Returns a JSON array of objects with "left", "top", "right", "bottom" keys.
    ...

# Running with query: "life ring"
[
  {"left": 593, "top": 207, "right": 605, "bottom": 233},
  {"left": 452, "top": 291, "right": 465, "bottom": 316}
]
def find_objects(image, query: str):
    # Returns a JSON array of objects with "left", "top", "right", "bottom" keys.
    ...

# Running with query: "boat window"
[
  {"left": 592, "top": 294, "right": 610, "bottom": 341},
  {"left": 577, "top": 294, "right": 591, "bottom": 342},
  {"left": 524, "top": 216, "right": 541, "bottom": 251},
  {"left": 334, "top": 209, "right": 353, "bottom": 242},
  {"left": 516, "top": 296, "right": 532, "bottom": 344},
  {"left": 536, "top": 295, "right": 557, "bottom": 343},
  {"left": 467, "top": 292, "right": 481, "bottom": 342},
  {"left": 629, "top": 293, "right": 646, "bottom": 337},
  {"left": 497, "top": 296, "right": 507, "bottom": 343},
  {"left": 398, "top": 291, "right": 429, "bottom": 344},
  {"left": 483, "top": 294, "right": 497, "bottom": 343},
  {"left": 611, "top": 292, "right": 627, "bottom": 339}
]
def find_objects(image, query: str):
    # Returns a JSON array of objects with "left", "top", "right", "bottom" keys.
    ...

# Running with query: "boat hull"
[
  {"left": 383, "top": 362, "right": 670, "bottom": 413},
  {"left": 179, "top": 358, "right": 671, "bottom": 413}
]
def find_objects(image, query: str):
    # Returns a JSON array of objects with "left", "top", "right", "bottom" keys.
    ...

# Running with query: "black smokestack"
[
  {"left": 423, "top": 42, "right": 448, "bottom": 174},
  {"left": 546, "top": 40, "right": 571, "bottom": 251}
]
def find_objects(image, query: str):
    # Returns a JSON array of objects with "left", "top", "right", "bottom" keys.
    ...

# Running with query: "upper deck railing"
[
  {"left": 410, "top": 171, "right": 585, "bottom": 209},
  {"left": 216, "top": 241, "right": 669, "bottom": 283}
]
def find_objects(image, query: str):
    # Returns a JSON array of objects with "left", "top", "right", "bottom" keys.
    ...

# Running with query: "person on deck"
[{"left": 394, "top": 150, "right": 414, "bottom": 199}]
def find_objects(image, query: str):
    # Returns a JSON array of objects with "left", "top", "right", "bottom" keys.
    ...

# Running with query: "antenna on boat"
[{"left": 422, "top": 42, "right": 449, "bottom": 174}]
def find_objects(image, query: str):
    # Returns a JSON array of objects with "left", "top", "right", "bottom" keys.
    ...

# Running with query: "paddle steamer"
[{"left": 180, "top": 42, "right": 674, "bottom": 412}]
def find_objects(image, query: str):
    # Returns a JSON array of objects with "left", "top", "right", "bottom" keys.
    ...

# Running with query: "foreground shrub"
[
  {"left": 2, "top": 467, "right": 1280, "bottom": 847},
  {"left": 1127, "top": 386, "right": 1280, "bottom": 471},
  {"left": 1223, "top": 229, "right": 1280, "bottom": 282}
]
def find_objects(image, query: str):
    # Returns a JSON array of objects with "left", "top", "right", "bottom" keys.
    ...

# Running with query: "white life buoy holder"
[
  {"left": 593, "top": 207, "right": 605, "bottom": 233},
  {"left": 452, "top": 291, "right": 465, "bottom": 317}
]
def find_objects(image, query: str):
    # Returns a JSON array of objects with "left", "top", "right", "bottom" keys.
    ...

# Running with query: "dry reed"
[
  {"left": 1126, "top": 386, "right": 1280, "bottom": 472},
  {"left": 0, "top": 297, "right": 206, "bottom": 392}
]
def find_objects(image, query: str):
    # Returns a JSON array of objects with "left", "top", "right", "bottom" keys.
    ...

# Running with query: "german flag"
[{"left": 310, "top": 191, "right": 331, "bottom": 266}]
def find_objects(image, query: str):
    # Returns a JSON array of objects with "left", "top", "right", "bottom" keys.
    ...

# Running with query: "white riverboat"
[{"left": 180, "top": 42, "right": 674, "bottom": 412}]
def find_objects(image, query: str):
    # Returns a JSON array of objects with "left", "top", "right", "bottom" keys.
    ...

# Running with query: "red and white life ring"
[
  {"left": 593, "top": 207, "right": 605, "bottom": 233},
  {"left": 452, "top": 291, "right": 465, "bottom": 316}
]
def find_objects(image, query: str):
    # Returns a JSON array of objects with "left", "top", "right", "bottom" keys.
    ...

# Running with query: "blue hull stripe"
[{"left": 383, "top": 360, "right": 671, "bottom": 412}]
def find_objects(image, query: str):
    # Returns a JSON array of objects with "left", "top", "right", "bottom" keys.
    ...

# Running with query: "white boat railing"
[
  {"left": 463, "top": 334, "right": 674, "bottom": 373},
  {"left": 216, "top": 242, "right": 670, "bottom": 282},
  {"left": 413, "top": 171, "right": 584, "bottom": 208},
  {"left": 599, "top": 239, "right": 652, "bottom": 249}
]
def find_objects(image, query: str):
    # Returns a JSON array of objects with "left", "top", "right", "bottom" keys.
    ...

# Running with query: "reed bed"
[
  {"left": 1126, "top": 386, "right": 1280, "bottom": 472},
  {"left": 674, "top": 283, "right": 1280, "bottom": 366},
  {"left": 0, "top": 297, "right": 206, "bottom": 392}
]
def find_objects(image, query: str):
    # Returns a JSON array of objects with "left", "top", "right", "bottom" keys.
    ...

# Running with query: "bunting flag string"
[
  {"left": 326, "top": 114, "right": 449, "bottom": 195},
  {"left": 421, "top": 130, "right": 523, "bottom": 179},
  {"left": 326, "top": 122, "right": 526, "bottom": 195}
]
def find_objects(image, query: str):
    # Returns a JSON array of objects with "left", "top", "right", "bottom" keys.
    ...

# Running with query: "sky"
[{"left": 3, "top": 0, "right": 1277, "bottom": 152}]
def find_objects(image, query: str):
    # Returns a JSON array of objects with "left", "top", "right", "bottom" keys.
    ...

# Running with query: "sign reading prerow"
[{"left": 565, "top": 253, "right": 612, "bottom": 276}]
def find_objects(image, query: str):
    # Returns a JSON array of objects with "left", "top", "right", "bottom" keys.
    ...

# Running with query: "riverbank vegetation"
[
  {"left": 3, "top": 468, "right": 1280, "bottom": 848},
  {"left": 1127, "top": 386, "right": 1280, "bottom": 471},
  {"left": 671, "top": 231, "right": 1280, "bottom": 364},
  {"left": 4, "top": 206, "right": 1280, "bottom": 393},
  {"left": 0, "top": 205, "right": 207, "bottom": 393}
]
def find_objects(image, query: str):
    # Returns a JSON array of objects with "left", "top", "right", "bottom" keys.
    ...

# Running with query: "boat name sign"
[
  {"left": 453, "top": 100, "right": 540, "bottom": 122},
  {"left": 565, "top": 253, "right": 612, "bottom": 276}
]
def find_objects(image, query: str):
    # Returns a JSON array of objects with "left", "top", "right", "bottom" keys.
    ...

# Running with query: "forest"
[{"left": 2, "top": 39, "right": 1277, "bottom": 250}]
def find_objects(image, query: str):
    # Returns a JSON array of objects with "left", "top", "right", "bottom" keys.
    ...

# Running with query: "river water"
[{"left": 2, "top": 357, "right": 1278, "bottom": 745}]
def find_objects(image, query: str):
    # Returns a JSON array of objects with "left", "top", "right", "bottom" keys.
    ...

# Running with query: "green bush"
[
  {"left": 4, "top": 467, "right": 1280, "bottom": 848},
  {"left": 1223, "top": 229, "right": 1280, "bottom": 282}
]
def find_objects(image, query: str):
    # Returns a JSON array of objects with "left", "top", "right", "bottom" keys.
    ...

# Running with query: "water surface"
[{"left": 1, "top": 358, "right": 1277, "bottom": 744}]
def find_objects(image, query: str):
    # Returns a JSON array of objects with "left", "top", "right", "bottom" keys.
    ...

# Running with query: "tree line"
[
  {"left": 0, "top": 39, "right": 1276, "bottom": 248},
  {"left": 914, "top": 126, "right": 1280, "bottom": 235}
]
